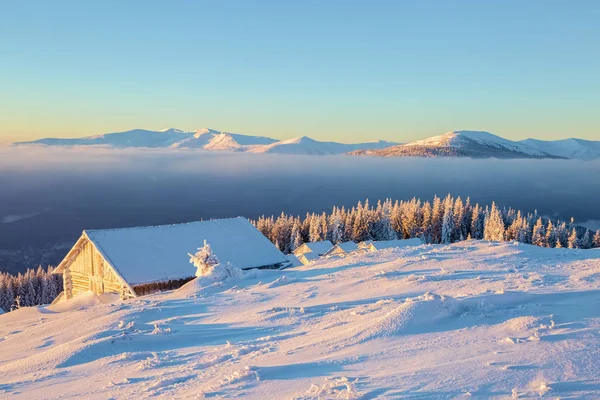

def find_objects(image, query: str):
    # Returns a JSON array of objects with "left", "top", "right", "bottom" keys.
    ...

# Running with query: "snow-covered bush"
[{"left": 189, "top": 240, "right": 220, "bottom": 277}]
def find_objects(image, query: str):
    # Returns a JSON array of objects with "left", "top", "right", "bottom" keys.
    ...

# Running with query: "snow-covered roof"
[
  {"left": 297, "top": 252, "right": 320, "bottom": 265},
  {"left": 58, "top": 217, "right": 287, "bottom": 285},
  {"left": 365, "top": 238, "right": 423, "bottom": 250},
  {"left": 295, "top": 240, "right": 334, "bottom": 256},
  {"left": 336, "top": 241, "right": 359, "bottom": 252},
  {"left": 323, "top": 241, "right": 359, "bottom": 256}
]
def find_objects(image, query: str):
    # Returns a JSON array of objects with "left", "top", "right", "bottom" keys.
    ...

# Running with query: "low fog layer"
[{"left": 1, "top": 146, "right": 600, "bottom": 271}]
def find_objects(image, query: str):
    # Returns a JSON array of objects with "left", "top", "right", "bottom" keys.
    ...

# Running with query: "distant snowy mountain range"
[
  {"left": 14, "top": 128, "right": 600, "bottom": 159},
  {"left": 15, "top": 128, "right": 397, "bottom": 156},
  {"left": 351, "top": 130, "right": 600, "bottom": 160}
]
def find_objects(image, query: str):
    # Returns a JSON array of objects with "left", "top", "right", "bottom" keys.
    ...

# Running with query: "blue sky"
[{"left": 1, "top": 0, "right": 599, "bottom": 143}]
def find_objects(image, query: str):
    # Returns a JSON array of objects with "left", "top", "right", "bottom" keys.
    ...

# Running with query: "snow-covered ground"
[{"left": 1, "top": 241, "right": 600, "bottom": 399}]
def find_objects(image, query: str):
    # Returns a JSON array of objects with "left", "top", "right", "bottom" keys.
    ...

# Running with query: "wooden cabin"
[
  {"left": 296, "top": 252, "right": 321, "bottom": 265},
  {"left": 293, "top": 240, "right": 333, "bottom": 257},
  {"left": 53, "top": 217, "right": 288, "bottom": 302}
]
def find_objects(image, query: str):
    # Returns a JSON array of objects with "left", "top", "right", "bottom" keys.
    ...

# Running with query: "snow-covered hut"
[
  {"left": 296, "top": 252, "right": 321, "bottom": 265},
  {"left": 293, "top": 240, "right": 333, "bottom": 257},
  {"left": 53, "top": 217, "right": 287, "bottom": 301},
  {"left": 358, "top": 238, "right": 422, "bottom": 252},
  {"left": 322, "top": 241, "right": 359, "bottom": 257}
]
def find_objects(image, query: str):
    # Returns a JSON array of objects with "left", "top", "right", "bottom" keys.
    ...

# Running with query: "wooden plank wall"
[{"left": 64, "top": 239, "right": 125, "bottom": 299}]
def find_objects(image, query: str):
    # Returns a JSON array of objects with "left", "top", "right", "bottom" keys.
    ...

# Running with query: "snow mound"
[{"left": 47, "top": 291, "right": 119, "bottom": 312}]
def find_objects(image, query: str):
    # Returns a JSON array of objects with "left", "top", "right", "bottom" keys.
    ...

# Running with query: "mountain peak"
[{"left": 158, "top": 128, "right": 186, "bottom": 133}]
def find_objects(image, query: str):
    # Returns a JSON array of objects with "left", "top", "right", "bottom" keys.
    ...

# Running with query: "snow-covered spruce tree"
[
  {"left": 484, "top": 202, "right": 505, "bottom": 242},
  {"left": 460, "top": 197, "right": 473, "bottom": 240},
  {"left": 390, "top": 201, "right": 403, "bottom": 237},
  {"left": 320, "top": 212, "right": 329, "bottom": 242},
  {"left": 441, "top": 196, "right": 455, "bottom": 244},
  {"left": 5, "top": 277, "right": 15, "bottom": 311},
  {"left": 420, "top": 201, "right": 433, "bottom": 243},
  {"left": 517, "top": 216, "right": 530, "bottom": 244},
  {"left": 581, "top": 230, "right": 592, "bottom": 249},
  {"left": 0, "top": 275, "right": 7, "bottom": 312},
  {"left": 189, "top": 240, "right": 220, "bottom": 277},
  {"left": 545, "top": 220, "right": 556, "bottom": 248},
  {"left": 505, "top": 211, "right": 521, "bottom": 241},
  {"left": 453, "top": 197, "right": 465, "bottom": 241},
  {"left": 309, "top": 214, "right": 322, "bottom": 242},
  {"left": 567, "top": 228, "right": 580, "bottom": 249},
  {"left": 290, "top": 220, "right": 303, "bottom": 252},
  {"left": 531, "top": 218, "right": 546, "bottom": 247},
  {"left": 371, "top": 199, "right": 396, "bottom": 241},
  {"left": 470, "top": 204, "right": 484, "bottom": 240},
  {"left": 431, "top": 196, "right": 444, "bottom": 244},
  {"left": 400, "top": 198, "right": 420, "bottom": 239},
  {"left": 594, "top": 229, "right": 600, "bottom": 248},
  {"left": 352, "top": 203, "right": 371, "bottom": 242},
  {"left": 381, "top": 199, "right": 397, "bottom": 240},
  {"left": 277, "top": 213, "right": 294, "bottom": 253},
  {"left": 47, "top": 267, "right": 61, "bottom": 302},
  {"left": 35, "top": 266, "right": 45, "bottom": 305},
  {"left": 330, "top": 208, "right": 343, "bottom": 244}
]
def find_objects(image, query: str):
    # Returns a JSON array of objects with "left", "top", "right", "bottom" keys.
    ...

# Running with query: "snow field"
[{"left": 1, "top": 241, "right": 599, "bottom": 399}]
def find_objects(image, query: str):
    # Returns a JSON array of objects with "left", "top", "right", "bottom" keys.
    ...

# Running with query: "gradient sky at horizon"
[{"left": 1, "top": 0, "right": 599, "bottom": 144}]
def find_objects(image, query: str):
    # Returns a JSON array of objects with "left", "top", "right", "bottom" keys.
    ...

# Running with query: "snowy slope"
[
  {"left": 352, "top": 131, "right": 563, "bottom": 159},
  {"left": 249, "top": 136, "right": 398, "bottom": 155},
  {"left": 2, "top": 241, "right": 600, "bottom": 399},
  {"left": 520, "top": 138, "right": 600, "bottom": 160}
]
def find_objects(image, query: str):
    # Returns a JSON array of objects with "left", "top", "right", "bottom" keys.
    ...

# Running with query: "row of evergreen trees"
[
  {"left": 252, "top": 195, "right": 600, "bottom": 254},
  {"left": 0, "top": 266, "right": 63, "bottom": 313}
]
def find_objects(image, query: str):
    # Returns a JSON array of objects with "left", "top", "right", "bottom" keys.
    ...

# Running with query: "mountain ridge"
[
  {"left": 350, "top": 130, "right": 600, "bottom": 160},
  {"left": 13, "top": 128, "right": 600, "bottom": 159}
]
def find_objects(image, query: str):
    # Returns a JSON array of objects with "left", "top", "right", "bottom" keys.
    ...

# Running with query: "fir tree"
[
  {"left": 290, "top": 220, "right": 303, "bottom": 252},
  {"left": 431, "top": 196, "right": 443, "bottom": 243},
  {"left": 484, "top": 202, "right": 505, "bottom": 242},
  {"left": 352, "top": 202, "right": 371, "bottom": 242},
  {"left": 594, "top": 229, "right": 600, "bottom": 248},
  {"left": 344, "top": 210, "right": 355, "bottom": 243},
  {"left": 453, "top": 197, "right": 465, "bottom": 241},
  {"left": 0, "top": 275, "right": 7, "bottom": 312},
  {"left": 309, "top": 214, "right": 322, "bottom": 242},
  {"left": 545, "top": 220, "right": 556, "bottom": 248},
  {"left": 568, "top": 228, "right": 580, "bottom": 249},
  {"left": 531, "top": 218, "right": 546, "bottom": 247},
  {"left": 581, "top": 230, "right": 592, "bottom": 249},
  {"left": 379, "top": 199, "right": 397, "bottom": 241},
  {"left": 470, "top": 204, "right": 483, "bottom": 240},
  {"left": 330, "top": 209, "right": 344, "bottom": 244},
  {"left": 441, "top": 196, "right": 455, "bottom": 244},
  {"left": 420, "top": 201, "right": 433, "bottom": 243}
]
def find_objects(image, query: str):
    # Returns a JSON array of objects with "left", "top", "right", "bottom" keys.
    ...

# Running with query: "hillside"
[
  {"left": 520, "top": 138, "right": 600, "bottom": 161},
  {"left": 351, "top": 131, "right": 565, "bottom": 159},
  {"left": 248, "top": 136, "right": 398, "bottom": 155},
  {"left": 1, "top": 241, "right": 599, "bottom": 399}
]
